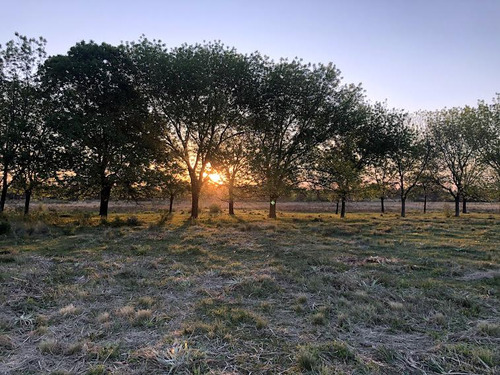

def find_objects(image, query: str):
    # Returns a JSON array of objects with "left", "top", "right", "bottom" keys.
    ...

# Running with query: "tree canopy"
[
  {"left": 0, "top": 33, "right": 498, "bottom": 218},
  {"left": 42, "top": 41, "right": 158, "bottom": 217}
]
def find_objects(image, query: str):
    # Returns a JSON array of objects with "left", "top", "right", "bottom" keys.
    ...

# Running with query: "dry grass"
[
  {"left": 0, "top": 209, "right": 498, "bottom": 374},
  {"left": 59, "top": 304, "right": 79, "bottom": 316}
]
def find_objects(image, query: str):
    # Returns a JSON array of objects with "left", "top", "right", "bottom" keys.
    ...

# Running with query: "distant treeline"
[{"left": 0, "top": 34, "right": 498, "bottom": 218}]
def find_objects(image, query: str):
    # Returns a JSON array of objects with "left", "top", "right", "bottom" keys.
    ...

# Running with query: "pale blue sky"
[{"left": 2, "top": 0, "right": 499, "bottom": 111}]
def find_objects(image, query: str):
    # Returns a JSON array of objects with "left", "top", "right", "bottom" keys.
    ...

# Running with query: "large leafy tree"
[
  {"left": 428, "top": 106, "right": 485, "bottom": 217},
  {"left": 247, "top": 59, "right": 362, "bottom": 218},
  {"left": 11, "top": 88, "right": 60, "bottom": 215},
  {"left": 0, "top": 33, "right": 46, "bottom": 212},
  {"left": 386, "top": 112, "right": 432, "bottom": 217},
  {"left": 365, "top": 103, "right": 408, "bottom": 214},
  {"left": 129, "top": 39, "right": 253, "bottom": 218},
  {"left": 478, "top": 95, "right": 500, "bottom": 181},
  {"left": 309, "top": 103, "right": 392, "bottom": 218},
  {"left": 42, "top": 41, "right": 157, "bottom": 217}
]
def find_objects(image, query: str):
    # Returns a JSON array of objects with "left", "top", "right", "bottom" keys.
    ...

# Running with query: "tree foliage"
[
  {"left": 428, "top": 106, "right": 486, "bottom": 216},
  {"left": 0, "top": 33, "right": 498, "bottom": 218},
  {"left": 247, "top": 58, "right": 363, "bottom": 218},
  {"left": 0, "top": 33, "right": 47, "bottom": 212},
  {"left": 478, "top": 94, "right": 500, "bottom": 180},
  {"left": 42, "top": 41, "right": 157, "bottom": 217},
  {"left": 129, "top": 39, "right": 253, "bottom": 218},
  {"left": 386, "top": 111, "right": 431, "bottom": 217}
]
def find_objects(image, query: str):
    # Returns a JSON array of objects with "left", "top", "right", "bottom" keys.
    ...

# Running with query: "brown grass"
[{"left": 0, "top": 209, "right": 498, "bottom": 374}]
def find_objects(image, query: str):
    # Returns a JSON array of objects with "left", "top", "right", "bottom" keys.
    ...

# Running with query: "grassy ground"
[{"left": 0, "top": 208, "right": 498, "bottom": 374}]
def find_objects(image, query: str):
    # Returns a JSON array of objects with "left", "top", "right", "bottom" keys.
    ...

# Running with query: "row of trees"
[{"left": 1, "top": 34, "right": 499, "bottom": 219}]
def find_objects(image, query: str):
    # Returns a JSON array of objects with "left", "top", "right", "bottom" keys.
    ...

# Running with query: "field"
[{"left": 0, "top": 207, "right": 499, "bottom": 374}]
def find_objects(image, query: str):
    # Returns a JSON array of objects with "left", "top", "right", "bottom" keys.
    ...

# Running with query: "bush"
[
  {"left": 110, "top": 216, "right": 124, "bottom": 227},
  {"left": 109, "top": 216, "right": 140, "bottom": 227},
  {"left": 208, "top": 204, "right": 221, "bottom": 215},
  {"left": 126, "top": 216, "right": 140, "bottom": 226},
  {"left": 0, "top": 221, "right": 11, "bottom": 235}
]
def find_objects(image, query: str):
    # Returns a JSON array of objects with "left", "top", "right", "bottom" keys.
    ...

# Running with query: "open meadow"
[
  {"left": 0, "top": 207, "right": 499, "bottom": 374},
  {"left": 1, "top": 2, "right": 500, "bottom": 374}
]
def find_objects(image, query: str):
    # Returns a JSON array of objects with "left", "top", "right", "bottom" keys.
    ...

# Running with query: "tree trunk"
[
  {"left": 169, "top": 194, "right": 174, "bottom": 214},
  {"left": 462, "top": 197, "right": 467, "bottom": 214},
  {"left": 340, "top": 196, "right": 346, "bottom": 218},
  {"left": 454, "top": 195, "right": 460, "bottom": 217},
  {"left": 335, "top": 200, "right": 339, "bottom": 215},
  {"left": 380, "top": 196, "right": 385, "bottom": 213},
  {"left": 24, "top": 188, "right": 32, "bottom": 216},
  {"left": 99, "top": 184, "right": 112, "bottom": 218},
  {"left": 269, "top": 197, "right": 277, "bottom": 219},
  {"left": 228, "top": 185, "right": 235, "bottom": 215},
  {"left": 188, "top": 174, "right": 202, "bottom": 219},
  {"left": 423, "top": 193, "right": 427, "bottom": 214},
  {"left": 191, "top": 189, "right": 200, "bottom": 219},
  {"left": 401, "top": 197, "right": 406, "bottom": 217},
  {"left": 0, "top": 168, "right": 8, "bottom": 212}
]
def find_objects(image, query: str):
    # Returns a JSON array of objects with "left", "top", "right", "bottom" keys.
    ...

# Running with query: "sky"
[{"left": 1, "top": 0, "right": 499, "bottom": 111}]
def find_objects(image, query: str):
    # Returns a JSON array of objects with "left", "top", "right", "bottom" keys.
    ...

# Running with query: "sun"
[
  {"left": 203, "top": 162, "right": 224, "bottom": 185},
  {"left": 206, "top": 172, "right": 223, "bottom": 185}
]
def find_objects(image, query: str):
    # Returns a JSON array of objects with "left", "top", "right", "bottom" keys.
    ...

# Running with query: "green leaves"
[
  {"left": 128, "top": 40, "right": 255, "bottom": 217},
  {"left": 42, "top": 41, "right": 156, "bottom": 206},
  {"left": 428, "top": 105, "right": 487, "bottom": 199},
  {"left": 246, "top": 58, "right": 361, "bottom": 201},
  {"left": 0, "top": 33, "right": 48, "bottom": 212}
]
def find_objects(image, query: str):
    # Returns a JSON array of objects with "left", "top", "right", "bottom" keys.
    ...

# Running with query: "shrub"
[
  {"left": 110, "top": 216, "right": 124, "bottom": 227},
  {"left": 0, "top": 220, "right": 11, "bottom": 235},
  {"left": 109, "top": 216, "right": 140, "bottom": 227},
  {"left": 126, "top": 216, "right": 140, "bottom": 226},
  {"left": 208, "top": 204, "right": 221, "bottom": 215}
]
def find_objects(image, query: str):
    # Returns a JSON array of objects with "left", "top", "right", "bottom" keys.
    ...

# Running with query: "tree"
[
  {"left": 163, "top": 174, "right": 189, "bottom": 214},
  {"left": 209, "top": 135, "right": 250, "bottom": 215},
  {"left": 247, "top": 58, "right": 362, "bottom": 218},
  {"left": 311, "top": 143, "right": 364, "bottom": 218},
  {"left": 478, "top": 95, "right": 500, "bottom": 182},
  {"left": 42, "top": 41, "right": 157, "bottom": 217},
  {"left": 147, "top": 161, "right": 189, "bottom": 214},
  {"left": 428, "top": 106, "right": 485, "bottom": 217},
  {"left": 0, "top": 33, "right": 46, "bottom": 212},
  {"left": 364, "top": 103, "right": 406, "bottom": 214},
  {"left": 370, "top": 158, "right": 396, "bottom": 214},
  {"left": 11, "top": 88, "right": 60, "bottom": 215},
  {"left": 414, "top": 172, "right": 438, "bottom": 214},
  {"left": 387, "top": 111, "right": 431, "bottom": 217},
  {"left": 309, "top": 103, "right": 390, "bottom": 218},
  {"left": 129, "top": 39, "right": 253, "bottom": 219}
]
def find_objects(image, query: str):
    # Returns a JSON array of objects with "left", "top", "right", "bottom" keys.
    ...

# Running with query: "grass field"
[{"left": 0, "top": 208, "right": 499, "bottom": 374}]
